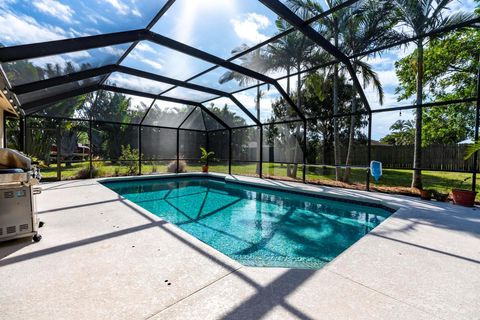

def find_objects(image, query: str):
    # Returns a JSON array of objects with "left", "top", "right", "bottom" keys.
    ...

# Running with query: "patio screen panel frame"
[{"left": 0, "top": 0, "right": 477, "bottom": 191}]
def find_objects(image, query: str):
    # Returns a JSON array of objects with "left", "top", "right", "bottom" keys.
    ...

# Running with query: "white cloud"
[
  {"left": 104, "top": 0, "right": 141, "bottom": 17},
  {"left": 376, "top": 70, "right": 399, "bottom": 87},
  {"left": 231, "top": 13, "right": 271, "bottom": 44},
  {"left": 131, "top": 8, "right": 142, "bottom": 17},
  {"left": 86, "top": 12, "right": 114, "bottom": 26},
  {"left": 99, "top": 46, "right": 125, "bottom": 57},
  {"left": 371, "top": 109, "right": 414, "bottom": 140},
  {"left": 30, "top": 55, "right": 74, "bottom": 70},
  {"left": 449, "top": 0, "right": 476, "bottom": 14},
  {"left": 0, "top": 0, "right": 17, "bottom": 10},
  {"left": 129, "top": 50, "right": 164, "bottom": 72},
  {"left": 108, "top": 73, "right": 169, "bottom": 94},
  {"left": 365, "top": 55, "right": 393, "bottom": 67},
  {"left": 104, "top": 0, "right": 129, "bottom": 15},
  {"left": 65, "top": 51, "right": 91, "bottom": 59},
  {"left": 136, "top": 42, "right": 156, "bottom": 54},
  {"left": 142, "top": 59, "right": 164, "bottom": 72},
  {"left": 0, "top": 12, "right": 66, "bottom": 44},
  {"left": 33, "top": 0, "right": 74, "bottom": 23}
]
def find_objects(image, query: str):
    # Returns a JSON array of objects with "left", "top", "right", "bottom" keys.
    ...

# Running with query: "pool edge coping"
[{"left": 98, "top": 172, "right": 399, "bottom": 213}]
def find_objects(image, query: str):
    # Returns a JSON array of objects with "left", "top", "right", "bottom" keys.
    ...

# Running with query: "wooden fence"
[{"left": 361, "top": 144, "right": 475, "bottom": 171}]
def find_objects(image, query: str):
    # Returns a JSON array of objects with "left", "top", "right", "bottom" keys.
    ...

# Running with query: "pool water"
[{"left": 103, "top": 177, "right": 392, "bottom": 269}]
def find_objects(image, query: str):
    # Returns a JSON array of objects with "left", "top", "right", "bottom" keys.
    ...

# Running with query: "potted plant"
[
  {"left": 453, "top": 143, "right": 480, "bottom": 206},
  {"left": 452, "top": 177, "right": 476, "bottom": 207},
  {"left": 200, "top": 147, "right": 214, "bottom": 173}
]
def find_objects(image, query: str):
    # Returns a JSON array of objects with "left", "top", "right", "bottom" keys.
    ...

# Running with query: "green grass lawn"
[{"left": 39, "top": 161, "right": 477, "bottom": 200}]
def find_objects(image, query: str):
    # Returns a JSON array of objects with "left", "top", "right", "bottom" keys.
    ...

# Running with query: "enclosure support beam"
[
  {"left": 2, "top": 114, "right": 6, "bottom": 148},
  {"left": 88, "top": 91, "right": 102, "bottom": 179},
  {"left": 366, "top": 113, "right": 372, "bottom": 191},
  {"left": 228, "top": 129, "right": 232, "bottom": 175},
  {"left": 117, "top": 65, "right": 233, "bottom": 100},
  {"left": 11, "top": 63, "right": 260, "bottom": 126},
  {"left": 101, "top": 85, "right": 231, "bottom": 130},
  {"left": 97, "top": 0, "right": 176, "bottom": 87},
  {"left": 201, "top": 110, "right": 209, "bottom": 167},
  {"left": 10, "top": 65, "right": 115, "bottom": 95},
  {"left": 175, "top": 106, "right": 198, "bottom": 172},
  {"left": 176, "top": 128, "right": 180, "bottom": 173},
  {"left": 0, "top": 30, "right": 144, "bottom": 62},
  {"left": 138, "top": 125, "right": 142, "bottom": 176},
  {"left": 193, "top": 103, "right": 231, "bottom": 131},
  {"left": 19, "top": 115, "right": 25, "bottom": 152},
  {"left": 228, "top": 95, "right": 261, "bottom": 126},
  {"left": 259, "top": 0, "right": 372, "bottom": 113},
  {"left": 259, "top": 125, "right": 263, "bottom": 179},
  {"left": 472, "top": 54, "right": 480, "bottom": 192},
  {"left": 89, "top": 119, "right": 93, "bottom": 179},
  {"left": 178, "top": 106, "right": 198, "bottom": 130},
  {"left": 6, "top": 28, "right": 301, "bottom": 120},
  {"left": 22, "top": 84, "right": 101, "bottom": 114},
  {"left": 206, "top": 130, "right": 210, "bottom": 168},
  {"left": 303, "top": 120, "right": 307, "bottom": 184},
  {"left": 145, "top": 31, "right": 306, "bottom": 121}
]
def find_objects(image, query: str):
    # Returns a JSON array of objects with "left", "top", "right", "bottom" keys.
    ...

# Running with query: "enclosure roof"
[{"left": 0, "top": 0, "right": 478, "bottom": 130}]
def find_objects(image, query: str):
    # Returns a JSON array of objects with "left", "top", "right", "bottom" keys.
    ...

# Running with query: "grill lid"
[{"left": 0, "top": 148, "right": 31, "bottom": 170}]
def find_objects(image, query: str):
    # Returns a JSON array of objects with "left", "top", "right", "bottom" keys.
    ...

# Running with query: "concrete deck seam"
[
  {"left": 326, "top": 269, "right": 445, "bottom": 320},
  {"left": 144, "top": 265, "right": 245, "bottom": 319}
]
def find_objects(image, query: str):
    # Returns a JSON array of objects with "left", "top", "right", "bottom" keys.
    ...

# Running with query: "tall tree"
[
  {"left": 339, "top": 0, "right": 397, "bottom": 181},
  {"left": 393, "top": 0, "right": 474, "bottom": 189},
  {"left": 395, "top": 27, "right": 479, "bottom": 147},
  {"left": 287, "top": 0, "right": 396, "bottom": 181},
  {"left": 286, "top": 0, "right": 345, "bottom": 180}
]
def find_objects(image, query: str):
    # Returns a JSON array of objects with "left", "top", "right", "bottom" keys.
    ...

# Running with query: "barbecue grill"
[{"left": 0, "top": 148, "right": 42, "bottom": 243}]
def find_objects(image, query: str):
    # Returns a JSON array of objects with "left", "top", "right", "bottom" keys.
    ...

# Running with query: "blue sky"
[{"left": 0, "top": 0, "right": 477, "bottom": 137}]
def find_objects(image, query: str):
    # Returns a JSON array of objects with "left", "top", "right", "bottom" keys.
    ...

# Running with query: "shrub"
[
  {"left": 119, "top": 145, "right": 141, "bottom": 175},
  {"left": 167, "top": 159, "right": 187, "bottom": 173},
  {"left": 74, "top": 163, "right": 105, "bottom": 179}
]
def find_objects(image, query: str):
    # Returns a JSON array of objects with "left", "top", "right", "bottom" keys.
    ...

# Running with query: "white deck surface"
[{"left": 1, "top": 173, "right": 479, "bottom": 320}]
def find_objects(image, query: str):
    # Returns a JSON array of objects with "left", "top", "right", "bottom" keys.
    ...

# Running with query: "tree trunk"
[
  {"left": 343, "top": 97, "right": 357, "bottom": 182},
  {"left": 333, "top": 68, "right": 341, "bottom": 180},
  {"left": 289, "top": 60, "right": 302, "bottom": 179},
  {"left": 286, "top": 67, "right": 290, "bottom": 96},
  {"left": 412, "top": 41, "right": 423, "bottom": 189},
  {"left": 333, "top": 23, "right": 341, "bottom": 181},
  {"left": 56, "top": 128, "right": 61, "bottom": 181}
]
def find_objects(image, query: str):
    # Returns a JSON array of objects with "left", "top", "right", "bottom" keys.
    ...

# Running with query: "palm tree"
[
  {"left": 286, "top": 0, "right": 344, "bottom": 179},
  {"left": 393, "top": 0, "right": 474, "bottom": 189},
  {"left": 386, "top": 119, "right": 416, "bottom": 145},
  {"left": 287, "top": 0, "right": 396, "bottom": 182},
  {"left": 340, "top": 0, "right": 398, "bottom": 181},
  {"left": 219, "top": 45, "right": 269, "bottom": 123},
  {"left": 220, "top": 25, "right": 321, "bottom": 178}
]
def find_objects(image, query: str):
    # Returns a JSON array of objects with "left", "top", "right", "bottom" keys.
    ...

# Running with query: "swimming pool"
[{"left": 102, "top": 177, "right": 393, "bottom": 269}]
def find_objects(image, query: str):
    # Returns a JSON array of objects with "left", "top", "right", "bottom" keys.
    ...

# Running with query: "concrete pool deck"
[{"left": 0, "top": 173, "right": 479, "bottom": 320}]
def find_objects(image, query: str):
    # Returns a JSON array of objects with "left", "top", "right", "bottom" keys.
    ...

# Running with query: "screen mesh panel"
[{"left": 141, "top": 127, "right": 177, "bottom": 160}]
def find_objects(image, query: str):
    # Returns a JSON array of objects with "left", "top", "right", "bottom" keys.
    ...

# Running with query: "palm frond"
[{"left": 464, "top": 141, "right": 480, "bottom": 160}]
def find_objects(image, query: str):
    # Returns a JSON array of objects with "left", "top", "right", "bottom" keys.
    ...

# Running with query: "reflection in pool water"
[{"left": 103, "top": 178, "right": 392, "bottom": 269}]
